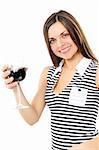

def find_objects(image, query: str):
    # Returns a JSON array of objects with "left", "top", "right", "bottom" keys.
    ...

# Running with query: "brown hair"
[{"left": 43, "top": 10, "right": 97, "bottom": 67}]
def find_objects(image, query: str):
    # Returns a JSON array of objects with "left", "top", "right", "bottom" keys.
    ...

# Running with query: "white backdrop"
[{"left": 0, "top": 0, "right": 99, "bottom": 150}]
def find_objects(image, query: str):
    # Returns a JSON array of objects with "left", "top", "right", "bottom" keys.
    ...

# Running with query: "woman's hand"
[
  {"left": 96, "top": 65, "right": 99, "bottom": 89},
  {"left": 1, "top": 65, "right": 18, "bottom": 89},
  {"left": 69, "top": 136, "right": 99, "bottom": 150}
]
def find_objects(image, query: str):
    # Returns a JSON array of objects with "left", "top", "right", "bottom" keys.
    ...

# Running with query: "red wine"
[{"left": 9, "top": 67, "right": 27, "bottom": 81}]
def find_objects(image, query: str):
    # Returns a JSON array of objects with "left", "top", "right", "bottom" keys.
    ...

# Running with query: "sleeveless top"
[{"left": 45, "top": 58, "right": 99, "bottom": 150}]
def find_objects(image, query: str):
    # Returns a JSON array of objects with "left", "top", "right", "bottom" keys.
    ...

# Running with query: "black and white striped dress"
[{"left": 45, "top": 58, "right": 99, "bottom": 150}]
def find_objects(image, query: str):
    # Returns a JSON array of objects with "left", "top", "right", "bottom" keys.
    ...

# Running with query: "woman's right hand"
[{"left": 1, "top": 65, "right": 18, "bottom": 89}]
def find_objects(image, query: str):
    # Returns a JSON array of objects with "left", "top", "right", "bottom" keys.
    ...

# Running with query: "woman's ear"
[{"left": 96, "top": 65, "right": 99, "bottom": 88}]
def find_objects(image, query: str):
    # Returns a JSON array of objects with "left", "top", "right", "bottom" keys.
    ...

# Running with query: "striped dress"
[{"left": 45, "top": 58, "right": 99, "bottom": 150}]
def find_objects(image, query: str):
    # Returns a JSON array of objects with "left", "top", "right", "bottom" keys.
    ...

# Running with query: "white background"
[{"left": 0, "top": 0, "right": 99, "bottom": 150}]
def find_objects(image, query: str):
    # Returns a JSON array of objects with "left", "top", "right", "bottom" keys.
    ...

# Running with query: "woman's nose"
[{"left": 56, "top": 38, "right": 64, "bottom": 48}]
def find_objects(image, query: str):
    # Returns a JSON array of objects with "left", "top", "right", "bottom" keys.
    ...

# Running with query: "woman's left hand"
[
  {"left": 96, "top": 64, "right": 99, "bottom": 88},
  {"left": 69, "top": 136, "right": 99, "bottom": 150}
]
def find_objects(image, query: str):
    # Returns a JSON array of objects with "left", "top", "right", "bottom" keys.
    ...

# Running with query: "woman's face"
[{"left": 48, "top": 21, "right": 79, "bottom": 60}]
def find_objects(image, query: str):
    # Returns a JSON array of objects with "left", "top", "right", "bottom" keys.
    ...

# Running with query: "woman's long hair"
[{"left": 43, "top": 10, "right": 97, "bottom": 67}]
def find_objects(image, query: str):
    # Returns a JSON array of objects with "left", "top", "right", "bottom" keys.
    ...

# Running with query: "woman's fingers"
[
  {"left": 4, "top": 76, "right": 13, "bottom": 84},
  {"left": 2, "top": 70, "right": 11, "bottom": 79},
  {"left": 1, "top": 65, "right": 18, "bottom": 89},
  {"left": 6, "top": 81, "right": 18, "bottom": 89},
  {"left": 1, "top": 64, "right": 10, "bottom": 72}
]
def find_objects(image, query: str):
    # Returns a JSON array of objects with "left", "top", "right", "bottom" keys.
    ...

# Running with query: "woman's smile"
[{"left": 60, "top": 45, "right": 71, "bottom": 54}]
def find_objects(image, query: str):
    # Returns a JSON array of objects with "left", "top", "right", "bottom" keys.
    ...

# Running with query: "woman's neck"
[{"left": 64, "top": 52, "right": 84, "bottom": 70}]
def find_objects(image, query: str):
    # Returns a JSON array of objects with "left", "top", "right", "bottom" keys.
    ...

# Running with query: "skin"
[
  {"left": 48, "top": 21, "right": 79, "bottom": 61},
  {"left": 69, "top": 136, "right": 99, "bottom": 150},
  {"left": 1, "top": 21, "right": 99, "bottom": 149}
]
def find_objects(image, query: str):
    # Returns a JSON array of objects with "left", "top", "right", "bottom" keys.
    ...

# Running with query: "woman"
[{"left": 1, "top": 10, "right": 99, "bottom": 150}]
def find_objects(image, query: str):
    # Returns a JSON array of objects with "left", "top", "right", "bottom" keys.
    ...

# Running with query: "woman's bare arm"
[{"left": 1, "top": 65, "right": 49, "bottom": 125}]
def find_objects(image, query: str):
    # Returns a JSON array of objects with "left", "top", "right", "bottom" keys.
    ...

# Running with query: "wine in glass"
[{"left": 9, "top": 65, "right": 30, "bottom": 109}]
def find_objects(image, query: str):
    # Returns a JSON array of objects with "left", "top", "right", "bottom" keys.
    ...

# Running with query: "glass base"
[{"left": 16, "top": 104, "right": 30, "bottom": 109}]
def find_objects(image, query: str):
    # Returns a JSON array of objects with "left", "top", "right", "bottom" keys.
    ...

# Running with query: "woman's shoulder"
[
  {"left": 89, "top": 59, "right": 98, "bottom": 67},
  {"left": 40, "top": 65, "right": 55, "bottom": 78},
  {"left": 42, "top": 65, "right": 55, "bottom": 72},
  {"left": 91, "top": 59, "right": 99, "bottom": 88},
  {"left": 43, "top": 65, "right": 56, "bottom": 74}
]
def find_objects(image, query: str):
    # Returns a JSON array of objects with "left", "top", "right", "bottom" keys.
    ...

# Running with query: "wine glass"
[{"left": 9, "top": 57, "right": 30, "bottom": 109}]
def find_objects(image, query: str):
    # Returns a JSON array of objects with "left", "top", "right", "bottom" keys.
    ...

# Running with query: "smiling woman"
[
  {"left": 48, "top": 21, "right": 79, "bottom": 60},
  {"left": 1, "top": 9, "right": 99, "bottom": 150},
  {"left": 43, "top": 10, "right": 99, "bottom": 150},
  {"left": 43, "top": 10, "right": 98, "bottom": 67}
]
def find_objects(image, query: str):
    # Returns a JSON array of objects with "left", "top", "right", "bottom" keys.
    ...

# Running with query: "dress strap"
[{"left": 52, "top": 59, "right": 64, "bottom": 77}]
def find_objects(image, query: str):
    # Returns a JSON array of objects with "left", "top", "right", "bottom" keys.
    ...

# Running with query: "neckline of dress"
[{"left": 51, "top": 59, "right": 93, "bottom": 96}]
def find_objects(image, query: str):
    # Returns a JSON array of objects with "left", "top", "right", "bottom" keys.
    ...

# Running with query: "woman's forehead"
[{"left": 48, "top": 21, "right": 68, "bottom": 38}]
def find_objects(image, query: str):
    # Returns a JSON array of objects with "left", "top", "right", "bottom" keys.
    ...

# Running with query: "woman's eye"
[
  {"left": 62, "top": 33, "right": 70, "bottom": 38},
  {"left": 49, "top": 39, "right": 56, "bottom": 45}
]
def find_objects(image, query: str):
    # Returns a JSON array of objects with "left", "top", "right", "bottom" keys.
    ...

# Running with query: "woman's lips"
[{"left": 60, "top": 46, "right": 71, "bottom": 54}]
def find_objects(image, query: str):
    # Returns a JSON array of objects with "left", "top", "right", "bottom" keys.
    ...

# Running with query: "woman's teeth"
[{"left": 60, "top": 46, "right": 70, "bottom": 54}]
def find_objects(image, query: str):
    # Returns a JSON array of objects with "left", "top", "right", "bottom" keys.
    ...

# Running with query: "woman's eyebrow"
[
  {"left": 48, "top": 37, "right": 55, "bottom": 41},
  {"left": 48, "top": 30, "right": 69, "bottom": 40},
  {"left": 60, "top": 31, "right": 69, "bottom": 35}
]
